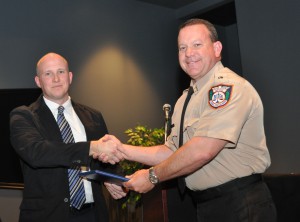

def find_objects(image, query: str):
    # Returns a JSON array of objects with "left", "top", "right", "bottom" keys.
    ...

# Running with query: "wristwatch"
[{"left": 149, "top": 167, "right": 159, "bottom": 185}]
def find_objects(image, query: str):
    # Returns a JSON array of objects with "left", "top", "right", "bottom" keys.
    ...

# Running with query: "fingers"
[
  {"left": 102, "top": 134, "right": 120, "bottom": 145},
  {"left": 104, "top": 182, "right": 128, "bottom": 199},
  {"left": 103, "top": 140, "right": 123, "bottom": 163},
  {"left": 122, "top": 169, "right": 154, "bottom": 193},
  {"left": 114, "top": 148, "right": 124, "bottom": 161},
  {"left": 91, "top": 137, "right": 122, "bottom": 163},
  {"left": 91, "top": 134, "right": 128, "bottom": 165}
]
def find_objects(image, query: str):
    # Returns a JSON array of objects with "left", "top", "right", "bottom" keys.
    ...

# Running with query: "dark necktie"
[
  {"left": 57, "top": 106, "right": 86, "bottom": 209},
  {"left": 178, "top": 86, "right": 194, "bottom": 193}
]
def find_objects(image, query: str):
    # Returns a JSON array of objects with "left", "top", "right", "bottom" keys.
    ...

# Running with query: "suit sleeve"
[{"left": 10, "top": 106, "right": 90, "bottom": 168}]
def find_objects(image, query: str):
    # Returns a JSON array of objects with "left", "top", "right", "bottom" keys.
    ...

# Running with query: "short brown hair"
[{"left": 179, "top": 18, "right": 219, "bottom": 42}]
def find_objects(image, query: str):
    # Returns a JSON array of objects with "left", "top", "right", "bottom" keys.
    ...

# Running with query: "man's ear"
[
  {"left": 213, "top": 41, "right": 222, "bottom": 57},
  {"left": 35, "top": 75, "right": 41, "bottom": 88},
  {"left": 69, "top": 72, "right": 73, "bottom": 84}
]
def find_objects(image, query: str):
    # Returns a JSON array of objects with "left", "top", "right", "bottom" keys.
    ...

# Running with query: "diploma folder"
[{"left": 79, "top": 170, "right": 129, "bottom": 185}]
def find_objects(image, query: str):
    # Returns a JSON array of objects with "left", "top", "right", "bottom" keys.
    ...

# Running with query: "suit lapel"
[
  {"left": 33, "top": 97, "right": 95, "bottom": 142},
  {"left": 33, "top": 96, "right": 63, "bottom": 141},
  {"left": 72, "top": 101, "right": 94, "bottom": 141}
]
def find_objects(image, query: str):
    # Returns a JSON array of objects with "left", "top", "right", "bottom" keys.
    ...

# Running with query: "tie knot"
[{"left": 58, "top": 106, "right": 64, "bottom": 114}]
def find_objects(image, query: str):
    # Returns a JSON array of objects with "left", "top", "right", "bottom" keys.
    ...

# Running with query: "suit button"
[
  {"left": 73, "top": 160, "right": 81, "bottom": 164},
  {"left": 64, "top": 198, "right": 69, "bottom": 203}
]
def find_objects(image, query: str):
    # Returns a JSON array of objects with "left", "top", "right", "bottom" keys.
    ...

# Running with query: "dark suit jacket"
[{"left": 10, "top": 95, "right": 110, "bottom": 222}]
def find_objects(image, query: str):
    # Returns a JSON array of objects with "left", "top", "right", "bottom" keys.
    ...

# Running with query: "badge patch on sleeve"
[{"left": 208, "top": 85, "right": 232, "bottom": 108}]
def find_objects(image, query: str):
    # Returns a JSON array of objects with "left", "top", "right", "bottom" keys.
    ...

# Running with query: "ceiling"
[
  {"left": 195, "top": 2, "right": 236, "bottom": 26},
  {"left": 136, "top": 0, "right": 237, "bottom": 26},
  {"left": 136, "top": 0, "right": 199, "bottom": 9}
]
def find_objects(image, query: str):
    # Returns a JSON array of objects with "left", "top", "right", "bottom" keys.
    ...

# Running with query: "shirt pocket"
[
  {"left": 168, "top": 130, "right": 179, "bottom": 151},
  {"left": 185, "top": 118, "right": 201, "bottom": 141}
]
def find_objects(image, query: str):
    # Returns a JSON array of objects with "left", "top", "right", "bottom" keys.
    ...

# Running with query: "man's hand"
[
  {"left": 122, "top": 169, "right": 154, "bottom": 193},
  {"left": 104, "top": 182, "right": 128, "bottom": 199},
  {"left": 90, "top": 136, "right": 123, "bottom": 164},
  {"left": 96, "top": 134, "right": 129, "bottom": 162}
]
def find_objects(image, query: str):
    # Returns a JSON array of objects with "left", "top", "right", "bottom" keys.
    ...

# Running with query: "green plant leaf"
[{"left": 121, "top": 124, "right": 164, "bottom": 209}]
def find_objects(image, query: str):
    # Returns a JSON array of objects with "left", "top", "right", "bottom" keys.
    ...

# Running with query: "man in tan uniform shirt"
[
  {"left": 102, "top": 19, "right": 277, "bottom": 222},
  {"left": 168, "top": 60, "right": 271, "bottom": 191}
]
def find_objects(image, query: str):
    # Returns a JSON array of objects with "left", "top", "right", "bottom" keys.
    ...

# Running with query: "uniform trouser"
[{"left": 189, "top": 175, "right": 277, "bottom": 222}]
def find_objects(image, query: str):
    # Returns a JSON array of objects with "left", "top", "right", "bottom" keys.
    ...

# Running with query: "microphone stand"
[
  {"left": 164, "top": 117, "right": 171, "bottom": 142},
  {"left": 162, "top": 113, "right": 171, "bottom": 222}
]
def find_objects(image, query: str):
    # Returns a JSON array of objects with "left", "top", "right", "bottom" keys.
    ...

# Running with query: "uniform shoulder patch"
[{"left": 208, "top": 84, "right": 232, "bottom": 109}]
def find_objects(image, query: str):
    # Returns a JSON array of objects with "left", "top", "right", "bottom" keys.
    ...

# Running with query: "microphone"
[{"left": 163, "top": 104, "right": 171, "bottom": 121}]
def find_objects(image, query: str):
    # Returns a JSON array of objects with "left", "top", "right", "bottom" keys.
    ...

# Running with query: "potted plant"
[{"left": 120, "top": 125, "right": 165, "bottom": 210}]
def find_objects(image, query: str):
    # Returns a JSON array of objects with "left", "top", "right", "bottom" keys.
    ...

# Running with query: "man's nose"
[
  {"left": 53, "top": 73, "right": 59, "bottom": 81},
  {"left": 185, "top": 47, "right": 194, "bottom": 57}
]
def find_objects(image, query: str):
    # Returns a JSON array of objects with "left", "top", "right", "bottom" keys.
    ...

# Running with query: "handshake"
[
  {"left": 89, "top": 134, "right": 160, "bottom": 198},
  {"left": 89, "top": 134, "right": 126, "bottom": 165}
]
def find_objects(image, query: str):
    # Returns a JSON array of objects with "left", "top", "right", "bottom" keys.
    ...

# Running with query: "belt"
[
  {"left": 70, "top": 202, "right": 95, "bottom": 214},
  {"left": 188, "top": 174, "right": 262, "bottom": 203}
]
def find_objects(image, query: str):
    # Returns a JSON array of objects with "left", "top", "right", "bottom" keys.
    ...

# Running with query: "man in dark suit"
[{"left": 10, "top": 52, "right": 125, "bottom": 222}]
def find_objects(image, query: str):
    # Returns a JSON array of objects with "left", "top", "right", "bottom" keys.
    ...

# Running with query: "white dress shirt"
[{"left": 44, "top": 96, "right": 94, "bottom": 203}]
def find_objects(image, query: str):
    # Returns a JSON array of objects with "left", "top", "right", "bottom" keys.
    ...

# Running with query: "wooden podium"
[{"left": 143, "top": 181, "right": 196, "bottom": 222}]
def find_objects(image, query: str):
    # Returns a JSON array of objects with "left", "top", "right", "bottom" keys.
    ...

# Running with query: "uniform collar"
[{"left": 189, "top": 61, "right": 224, "bottom": 93}]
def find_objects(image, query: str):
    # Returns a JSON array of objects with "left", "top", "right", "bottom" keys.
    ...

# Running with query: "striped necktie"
[{"left": 57, "top": 106, "right": 86, "bottom": 209}]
